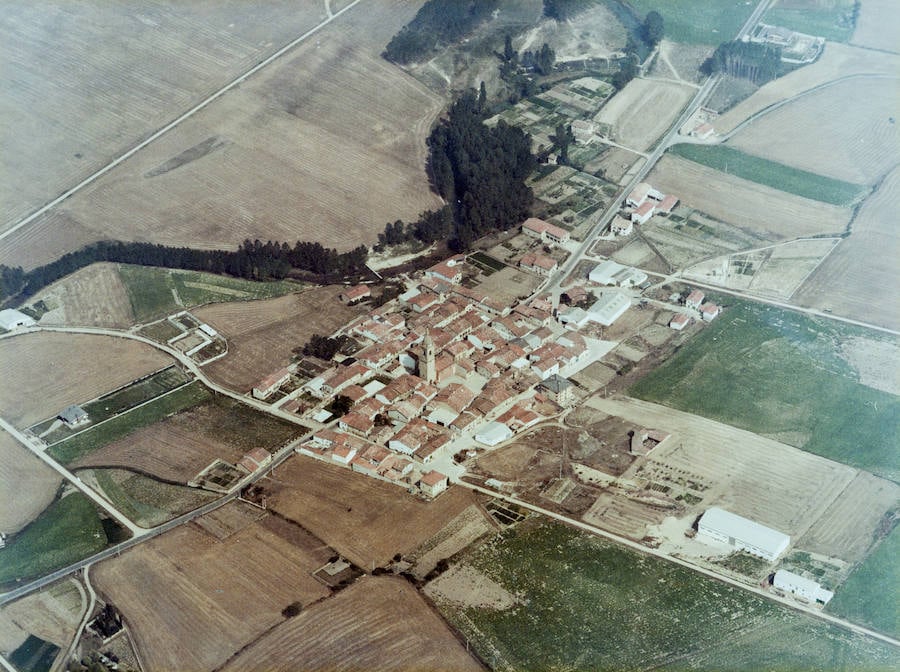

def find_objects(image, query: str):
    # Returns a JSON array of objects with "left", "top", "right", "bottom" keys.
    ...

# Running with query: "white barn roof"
[
  {"left": 0, "top": 309, "right": 36, "bottom": 330},
  {"left": 699, "top": 507, "right": 790, "bottom": 560},
  {"left": 773, "top": 569, "right": 834, "bottom": 604},
  {"left": 586, "top": 292, "right": 631, "bottom": 327},
  {"left": 474, "top": 421, "right": 513, "bottom": 447}
]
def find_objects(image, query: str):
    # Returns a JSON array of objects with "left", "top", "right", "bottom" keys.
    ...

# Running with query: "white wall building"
[
  {"left": 0, "top": 309, "right": 36, "bottom": 331},
  {"left": 474, "top": 421, "right": 513, "bottom": 447},
  {"left": 772, "top": 569, "right": 834, "bottom": 604},
  {"left": 697, "top": 507, "right": 790, "bottom": 562}
]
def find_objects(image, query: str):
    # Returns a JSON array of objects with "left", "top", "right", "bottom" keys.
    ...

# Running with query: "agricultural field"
[
  {"left": 68, "top": 392, "right": 302, "bottom": 482},
  {"left": 623, "top": 0, "right": 755, "bottom": 44},
  {"left": 852, "top": 0, "right": 900, "bottom": 52},
  {"left": 793, "top": 165, "right": 900, "bottom": 331},
  {"left": 0, "top": 331, "right": 170, "bottom": 428},
  {"left": 27, "top": 263, "right": 134, "bottom": 328},
  {"left": 629, "top": 299, "right": 900, "bottom": 481},
  {"left": 196, "top": 286, "right": 361, "bottom": 392},
  {"left": 430, "top": 519, "right": 897, "bottom": 670},
  {"left": 727, "top": 77, "right": 900, "bottom": 185},
  {"left": 0, "top": 0, "right": 444, "bottom": 271},
  {"left": 592, "top": 78, "right": 695, "bottom": 151},
  {"left": 763, "top": 0, "right": 858, "bottom": 42},
  {"left": 0, "top": 579, "right": 84, "bottom": 664},
  {"left": 266, "top": 457, "right": 477, "bottom": 569},
  {"left": 669, "top": 144, "right": 867, "bottom": 206},
  {"left": 650, "top": 40, "right": 715, "bottom": 83},
  {"left": 92, "top": 505, "right": 334, "bottom": 671},
  {"left": 221, "top": 577, "right": 482, "bottom": 672},
  {"left": 0, "top": 0, "right": 329, "bottom": 233},
  {"left": 647, "top": 155, "right": 851, "bottom": 239},
  {"left": 0, "top": 428, "right": 60, "bottom": 535}
]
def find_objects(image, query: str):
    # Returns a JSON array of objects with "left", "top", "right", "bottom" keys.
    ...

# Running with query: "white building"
[
  {"left": 772, "top": 569, "right": 834, "bottom": 605},
  {"left": 474, "top": 421, "right": 513, "bottom": 447},
  {"left": 586, "top": 292, "right": 631, "bottom": 327},
  {"left": 697, "top": 507, "right": 790, "bottom": 562},
  {"left": 0, "top": 309, "right": 36, "bottom": 331},
  {"left": 589, "top": 260, "right": 647, "bottom": 288}
]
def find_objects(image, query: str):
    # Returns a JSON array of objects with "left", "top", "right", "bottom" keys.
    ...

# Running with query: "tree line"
[{"left": 702, "top": 41, "right": 782, "bottom": 84}]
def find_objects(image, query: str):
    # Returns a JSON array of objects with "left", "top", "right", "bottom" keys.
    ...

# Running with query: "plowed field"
[{"left": 30, "top": 263, "right": 134, "bottom": 328}]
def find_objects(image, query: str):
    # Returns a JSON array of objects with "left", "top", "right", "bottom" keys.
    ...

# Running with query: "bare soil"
[
  {"left": 593, "top": 79, "right": 696, "bottom": 151},
  {"left": 29, "top": 263, "right": 134, "bottom": 328},
  {"left": 0, "top": 428, "right": 61, "bottom": 534},
  {"left": 425, "top": 564, "right": 519, "bottom": 610},
  {"left": 0, "top": 332, "right": 170, "bottom": 428}
]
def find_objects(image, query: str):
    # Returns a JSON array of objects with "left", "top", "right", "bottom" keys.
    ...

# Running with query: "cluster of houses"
[
  {"left": 619, "top": 182, "right": 679, "bottom": 230},
  {"left": 669, "top": 289, "right": 720, "bottom": 330}
]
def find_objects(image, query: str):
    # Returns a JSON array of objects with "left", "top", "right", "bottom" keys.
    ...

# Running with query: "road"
[{"left": 0, "top": 0, "right": 363, "bottom": 244}]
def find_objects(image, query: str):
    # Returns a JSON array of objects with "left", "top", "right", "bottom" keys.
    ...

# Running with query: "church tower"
[{"left": 422, "top": 332, "right": 436, "bottom": 384}]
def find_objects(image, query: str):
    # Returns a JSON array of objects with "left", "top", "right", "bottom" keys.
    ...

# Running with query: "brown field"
[
  {"left": 593, "top": 78, "right": 695, "bottom": 151},
  {"left": 0, "top": 1, "right": 328, "bottom": 233},
  {"left": 73, "top": 397, "right": 302, "bottom": 482},
  {"left": 715, "top": 43, "right": 900, "bottom": 134},
  {"left": 196, "top": 286, "right": 361, "bottom": 391},
  {"left": 583, "top": 146, "right": 644, "bottom": 185},
  {"left": 267, "top": 457, "right": 477, "bottom": 569},
  {"left": 728, "top": 77, "right": 900, "bottom": 184},
  {"left": 222, "top": 576, "right": 483, "bottom": 672},
  {"left": 793, "top": 165, "right": 900, "bottom": 330},
  {"left": 0, "top": 428, "right": 61, "bottom": 534},
  {"left": 92, "top": 505, "right": 333, "bottom": 672},
  {"left": 647, "top": 155, "right": 851, "bottom": 239},
  {"left": 851, "top": 0, "right": 900, "bottom": 53},
  {"left": 29, "top": 263, "right": 134, "bottom": 328},
  {"left": 1, "top": 0, "right": 443, "bottom": 271},
  {"left": 0, "top": 332, "right": 170, "bottom": 428},
  {"left": 0, "top": 578, "right": 83, "bottom": 657}
]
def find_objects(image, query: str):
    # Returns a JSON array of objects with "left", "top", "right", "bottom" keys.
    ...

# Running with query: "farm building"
[
  {"left": 669, "top": 313, "right": 690, "bottom": 330},
  {"left": 772, "top": 569, "right": 834, "bottom": 605},
  {"left": 419, "top": 470, "right": 449, "bottom": 498},
  {"left": 522, "top": 218, "right": 570, "bottom": 246},
  {"left": 700, "top": 303, "right": 721, "bottom": 321},
  {"left": 0, "top": 309, "right": 36, "bottom": 330},
  {"left": 656, "top": 194, "right": 679, "bottom": 214},
  {"left": 58, "top": 405, "right": 89, "bottom": 428},
  {"left": 519, "top": 252, "right": 558, "bottom": 276},
  {"left": 691, "top": 122, "right": 714, "bottom": 140},
  {"left": 631, "top": 201, "right": 655, "bottom": 225},
  {"left": 629, "top": 428, "right": 670, "bottom": 456},
  {"left": 559, "top": 292, "right": 630, "bottom": 328},
  {"left": 339, "top": 284, "right": 371, "bottom": 304},
  {"left": 685, "top": 290, "right": 705, "bottom": 310},
  {"left": 697, "top": 507, "right": 790, "bottom": 562},
  {"left": 426, "top": 256, "right": 466, "bottom": 284},
  {"left": 610, "top": 216, "right": 633, "bottom": 236},
  {"left": 237, "top": 447, "right": 272, "bottom": 474},
  {"left": 474, "top": 421, "right": 513, "bottom": 447},
  {"left": 625, "top": 183, "right": 663, "bottom": 208},
  {"left": 589, "top": 260, "right": 647, "bottom": 288},
  {"left": 252, "top": 367, "right": 292, "bottom": 400}
]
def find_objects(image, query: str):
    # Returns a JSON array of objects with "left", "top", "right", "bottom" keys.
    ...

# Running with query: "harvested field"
[
  {"left": 647, "top": 155, "right": 851, "bottom": 239},
  {"left": 196, "top": 286, "right": 360, "bottom": 392},
  {"left": 0, "top": 1, "right": 327, "bottom": 233},
  {"left": 593, "top": 79, "right": 695, "bottom": 151},
  {"left": 793, "top": 165, "right": 900, "bottom": 331},
  {"left": 841, "top": 336, "right": 900, "bottom": 395},
  {"left": 0, "top": 428, "right": 60, "bottom": 535},
  {"left": 1, "top": 1, "right": 443, "bottom": 271},
  {"left": 0, "top": 332, "right": 170, "bottom": 428},
  {"left": 28, "top": 263, "right": 133, "bottom": 328},
  {"left": 0, "top": 579, "right": 83, "bottom": 654},
  {"left": 409, "top": 505, "right": 494, "bottom": 579},
  {"left": 221, "top": 576, "right": 482, "bottom": 672},
  {"left": 92, "top": 505, "right": 333, "bottom": 672},
  {"left": 73, "top": 396, "right": 302, "bottom": 483},
  {"left": 852, "top": 0, "right": 900, "bottom": 52},
  {"left": 583, "top": 146, "right": 643, "bottom": 185},
  {"left": 267, "top": 457, "right": 476, "bottom": 569},
  {"left": 715, "top": 43, "right": 900, "bottom": 134},
  {"left": 728, "top": 77, "right": 900, "bottom": 185}
]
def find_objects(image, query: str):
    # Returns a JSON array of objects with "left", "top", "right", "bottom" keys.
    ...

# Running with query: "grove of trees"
[{"left": 702, "top": 41, "right": 782, "bottom": 84}]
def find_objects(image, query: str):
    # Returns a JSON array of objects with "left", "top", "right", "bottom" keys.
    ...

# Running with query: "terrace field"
[
  {"left": 430, "top": 518, "right": 897, "bottom": 670},
  {"left": 622, "top": 0, "right": 755, "bottom": 44},
  {"left": 629, "top": 299, "right": 900, "bottom": 482}
]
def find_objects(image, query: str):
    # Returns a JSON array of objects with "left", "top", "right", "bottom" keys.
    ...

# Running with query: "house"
[
  {"left": 237, "top": 447, "right": 271, "bottom": 473},
  {"left": 697, "top": 507, "right": 790, "bottom": 562},
  {"left": 426, "top": 255, "right": 466, "bottom": 284},
  {"left": 427, "top": 383, "right": 476, "bottom": 426},
  {"left": 331, "top": 443, "right": 358, "bottom": 465},
  {"left": 519, "top": 252, "right": 558, "bottom": 276},
  {"left": 631, "top": 201, "right": 655, "bottom": 225},
  {"left": 772, "top": 570, "right": 834, "bottom": 605},
  {"left": 0, "top": 309, "right": 36, "bottom": 331},
  {"left": 450, "top": 409, "right": 483, "bottom": 434},
  {"left": 626, "top": 182, "right": 652, "bottom": 208},
  {"left": 540, "top": 374, "right": 575, "bottom": 406},
  {"left": 419, "top": 470, "right": 449, "bottom": 498},
  {"left": 252, "top": 367, "right": 292, "bottom": 400},
  {"left": 669, "top": 313, "right": 690, "bottom": 330},
  {"left": 521, "top": 217, "right": 570, "bottom": 245},
  {"left": 561, "top": 285, "right": 589, "bottom": 306},
  {"left": 474, "top": 421, "right": 513, "bottom": 447},
  {"left": 700, "top": 302, "right": 721, "bottom": 321},
  {"left": 321, "top": 363, "right": 369, "bottom": 396},
  {"left": 339, "top": 412, "right": 375, "bottom": 438},
  {"left": 59, "top": 405, "right": 89, "bottom": 428},
  {"left": 407, "top": 292, "right": 441, "bottom": 313},
  {"left": 496, "top": 404, "right": 541, "bottom": 433},
  {"left": 656, "top": 194, "right": 679, "bottom": 214},
  {"left": 685, "top": 290, "right": 705, "bottom": 310},
  {"left": 339, "top": 284, "right": 371, "bottom": 304},
  {"left": 610, "top": 215, "right": 633, "bottom": 236}
]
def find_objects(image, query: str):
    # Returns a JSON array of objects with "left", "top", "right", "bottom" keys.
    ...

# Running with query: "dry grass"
[
  {"left": 0, "top": 428, "right": 61, "bottom": 534},
  {"left": 793, "top": 165, "right": 900, "bottom": 330},
  {"left": 29, "top": 263, "right": 134, "bottom": 328},
  {"left": 0, "top": 578, "right": 83, "bottom": 655},
  {"left": 92, "top": 505, "right": 333, "bottom": 672},
  {"left": 0, "top": 332, "right": 170, "bottom": 428},
  {"left": 267, "top": 457, "right": 477, "bottom": 569},
  {"left": 851, "top": 0, "right": 900, "bottom": 53},
  {"left": 195, "top": 286, "right": 362, "bottom": 392},
  {"left": 593, "top": 78, "right": 695, "bottom": 151},
  {"left": 1, "top": 0, "right": 443, "bottom": 271},
  {"left": 728, "top": 77, "right": 900, "bottom": 184},
  {"left": 221, "top": 576, "right": 482, "bottom": 672},
  {"left": 647, "top": 155, "right": 851, "bottom": 239}
]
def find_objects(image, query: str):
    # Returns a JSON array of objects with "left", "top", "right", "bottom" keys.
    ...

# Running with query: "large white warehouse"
[{"left": 697, "top": 507, "right": 790, "bottom": 562}]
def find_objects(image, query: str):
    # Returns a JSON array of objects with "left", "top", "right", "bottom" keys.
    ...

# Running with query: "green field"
[
  {"left": 433, "top": 519, "right": 897, "bottom": 670},
  {"left": 117, "top": 264, "right": 300, "bottom": 322},
  {"left": 629, "top": 300, "right": 900, "bottom": 482},
  {"left": 47, "top": 382, "right": 211, "bottom": 465},
  {"left": 9, "top": 635, "right": 60, "bottom": 672},
  {"left": 93, "top": 469, "right": 218, "bottom": 528},
  {"left": 670, "top": 144, "right": 867, "bottom": 206},
  {"left": 0, "top": 493, "right": 109, "bottom": 586},
  {"left": 828, "top": 526, "right": 900, "bottom": 639},
  {"left": 620, "top": 0, "right": 755, "bottom": 44},
  {"left": 763, "top": 1, "right": 856, "bottom": 43}
]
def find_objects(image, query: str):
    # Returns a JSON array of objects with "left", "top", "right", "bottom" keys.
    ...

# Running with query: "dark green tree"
[{"left": 642, "top": 11, "right": 664, "bottom": 46}]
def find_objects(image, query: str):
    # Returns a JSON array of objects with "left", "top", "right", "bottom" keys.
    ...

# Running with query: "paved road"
[{"left": 0, "top": 0, "right": 363, "bottom": 244}]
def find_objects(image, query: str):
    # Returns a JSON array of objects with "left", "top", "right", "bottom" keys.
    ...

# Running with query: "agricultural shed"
[
  {"left": 697, "top": 507, "right": 790, "bottom": 561},
  {"left": 669, "top": 313, "right": 690, "bottom": 330},
  {"left": 589, "top": 260, "right": 647, "bottom": 287},
  {"left": 586, "top": 292, "right": 631, "bottom": 327},
  {"left": 772, "top": 569, "right": 834, "bottom": 604},
  {"left": 474, "top": 421, "right": 513, "bottom": 447},
  {"left": 0, "top": 309, "right": 36, "bottom": 330}
]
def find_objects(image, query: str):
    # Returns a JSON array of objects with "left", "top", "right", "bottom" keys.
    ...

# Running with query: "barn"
[
  {"left": 697, "top": 507, "right": 790, "bottom": 562},
  {"left": 772, "top": 569, "right": 834, "bottom": 604},
  {"left": 0, "top": 309, "right": 36, "bottom": 331}
]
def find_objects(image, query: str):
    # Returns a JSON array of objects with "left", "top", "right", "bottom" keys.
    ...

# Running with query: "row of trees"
[{"left": 702, "top": 41, "right": 782, "bottom": 84}]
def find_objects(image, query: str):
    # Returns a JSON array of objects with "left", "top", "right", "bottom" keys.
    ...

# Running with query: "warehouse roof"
[{"left": 700, "top": 507, "right": 790, "bottom": 557}]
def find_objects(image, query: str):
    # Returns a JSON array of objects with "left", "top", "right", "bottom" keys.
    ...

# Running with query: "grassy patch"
[
  {"left": 629, "top": 300, "right": 900, "bottom": 482},
  {"left": 468, "top": 252, "right": 506, "bottom": 275},
  {"left": 714, "top": 551, "right": 771, "bottom": 578},
  {"left": 828, "top": 526, "right": 900, "bottom": 638},
  {"left": 434, "top": 519, "right": 897, "bottom": 670},
  {"left": 670, "top": 144, "right": 867, "bottom": 206},
  {"left": 47, "top": 382, "right": 211, "bottom": 465},
  {"left": 0, "top": 493, "right": 109, "bottom": 586},
  {"left": 9, "top": 635, "right": 60, "bottom": 672},
  {"left": 93, "top": 469, "right": 218, "bottom": 528},
  {"left": 117, "top": 264, "right": 300, "bottom": 322},
  {"left": 621, "top": 0, "right": 755, "bottom": 44},
  {"left": 764, "top": 2, "right": 857, "bottom": 43}
]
